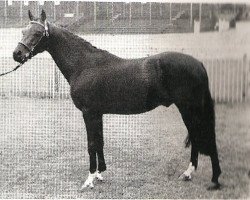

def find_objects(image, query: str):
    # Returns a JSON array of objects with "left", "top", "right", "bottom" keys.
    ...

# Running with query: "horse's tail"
[
  {"left": 185, "top": 63, "right": 216, "bottom": 156},
  {"left": 199, "top": 82, "right": 216, "bottom": 155}
]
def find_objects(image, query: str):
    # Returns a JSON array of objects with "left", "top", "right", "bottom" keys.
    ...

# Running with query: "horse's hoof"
[
  {"left": 80, "top": 182, "right": 94, "bottom": 191},
  {"left": 178, "top": 173, "right": 192, "bottom": 181},
  {"left": 81, "top": 180, "right": 94, "bottom": 191},
  {"left": 97, "top": 178, "right": 104, "bottom": 182},
  {"left": 207, "top": 182, "right": 221, "bottom": 190}
]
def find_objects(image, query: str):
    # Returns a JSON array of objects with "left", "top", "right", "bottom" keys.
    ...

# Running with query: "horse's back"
[{"left": 70, "top": 51, "right": 209, "bottom": 114}]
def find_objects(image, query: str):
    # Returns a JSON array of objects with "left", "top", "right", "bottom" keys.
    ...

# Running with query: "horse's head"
[{"left": 13, "top": 9, "right": 49, "bottom": 64}]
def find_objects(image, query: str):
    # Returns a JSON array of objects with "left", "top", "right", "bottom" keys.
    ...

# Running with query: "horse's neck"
[
  {"left": 46, "top": 25, "right": 78, "bottom": 82},
  {"left": 47, "top": 24, "right": 114, "bottom": 83}
]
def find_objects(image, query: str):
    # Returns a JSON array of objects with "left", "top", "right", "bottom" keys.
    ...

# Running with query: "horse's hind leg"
[
  {"left": 208, "top": 141, "right": 221, "bottom": 190},
  {"left": 177, "top": 103, "right": 221, "bottom": 190},
  {"left": 181, "top": 145, "right": 199, "bottom": 181},
  {"left": 177, "top": 104, "right": 199, "bottom": 181}
]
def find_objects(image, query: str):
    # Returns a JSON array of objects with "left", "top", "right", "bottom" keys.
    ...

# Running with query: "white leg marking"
[
  {"left": 81, "top": 172, "right": 96, "bottom": 189},
  {"left": 183, "top": 162, "right": 195, "bottom": 179},
  {"left": 179, "top": 162, "right": 195, "bottom": 181},
  {"left": 81, "top": 171, "right": 104, "bottom": 189},
  {"left": 96, "top": 171, "right": 104, "bottom": 181}
]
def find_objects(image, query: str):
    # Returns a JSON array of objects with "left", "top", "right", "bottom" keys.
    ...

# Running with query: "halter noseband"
[{"left": 18, "top": 20, "right": 49, "bottom": 59}]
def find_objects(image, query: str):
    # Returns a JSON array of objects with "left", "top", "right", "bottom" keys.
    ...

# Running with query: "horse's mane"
[{"left": 56, "top": 24, "right": 102, "bottom": 53}]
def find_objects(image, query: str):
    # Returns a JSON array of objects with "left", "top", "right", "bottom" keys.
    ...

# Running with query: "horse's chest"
[{"left": 70, "top": 66, "right": 149, "bottom": 114}]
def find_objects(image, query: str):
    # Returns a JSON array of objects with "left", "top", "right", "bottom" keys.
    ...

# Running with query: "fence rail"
[
  {"left": 0, "top": 30, "right": 249, "bottom": 103},
  {"left": 0, "top": 54, "right": 249, "bottom": 103}
]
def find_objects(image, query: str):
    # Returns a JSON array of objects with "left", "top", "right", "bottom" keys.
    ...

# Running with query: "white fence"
[
  {"left": 0, "top": 54, "right": 249, "bottom": 103},
  {"left": 0, "top": 29, "right": 249, "bottom": 103}
]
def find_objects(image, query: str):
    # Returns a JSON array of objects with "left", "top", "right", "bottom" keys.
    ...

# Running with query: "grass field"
[{"left": 0, "top": 97, "right": 249, "bottom": 198}]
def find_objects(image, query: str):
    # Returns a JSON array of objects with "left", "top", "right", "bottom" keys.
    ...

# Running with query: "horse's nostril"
[
  {"left": 13, "top": 50, "right": 22, "bottom": 57},
  {"left": 13, "top": 50, "right": 22, "bottom": 62}
]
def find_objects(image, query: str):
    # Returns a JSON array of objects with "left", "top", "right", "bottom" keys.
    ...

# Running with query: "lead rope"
[{"left": 0, "top": 63, "right": 23, "bottom": 77}]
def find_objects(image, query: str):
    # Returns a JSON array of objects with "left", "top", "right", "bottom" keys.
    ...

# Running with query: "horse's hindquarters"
[{"left": 158, "top": 52, "right": 209, "bottom": 106}]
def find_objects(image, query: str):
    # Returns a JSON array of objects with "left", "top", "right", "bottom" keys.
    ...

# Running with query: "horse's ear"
[
  {"left": 41, "top": 9, "right": 46, "bottom": 22},
  {"left": 28, "top": 10, "right": 34, "bottom": 21}
]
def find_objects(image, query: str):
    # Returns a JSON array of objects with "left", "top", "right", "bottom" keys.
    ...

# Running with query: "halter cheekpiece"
[{"left": 30, "top": 20, "right": 49, "bottom": 37}]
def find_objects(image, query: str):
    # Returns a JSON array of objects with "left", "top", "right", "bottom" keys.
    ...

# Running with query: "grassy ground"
[{"left": 0, "top": 97, "right": 249, "bottom": 198}]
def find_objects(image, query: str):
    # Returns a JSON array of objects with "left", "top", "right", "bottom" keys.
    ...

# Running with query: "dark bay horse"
[{"left": 13, "top": 10, "right": 221, "bottom": 190}]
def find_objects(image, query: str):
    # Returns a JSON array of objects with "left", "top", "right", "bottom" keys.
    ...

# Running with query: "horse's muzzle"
[
  {"left": 13, "top": 50, "right": 30, "bottom": 64},
  {"left": 13, "top": 50, "right": 23, "bottom": 63}
]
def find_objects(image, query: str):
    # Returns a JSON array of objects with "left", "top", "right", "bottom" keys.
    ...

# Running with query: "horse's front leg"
[{"left": 81, "top": 112, "right": 106, "bottom": 189}]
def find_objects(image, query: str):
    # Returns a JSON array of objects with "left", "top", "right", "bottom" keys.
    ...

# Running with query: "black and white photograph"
[{"left": 0, "top": 0, "right": 249, "bottom": 198}]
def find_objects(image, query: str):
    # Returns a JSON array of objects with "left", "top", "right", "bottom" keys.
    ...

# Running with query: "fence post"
[
  {"left": 4, "top": 0, "right": 7, "bottom": 27},
  {"left": 242, "top": 54, "right": 248, "bottom": 101},
  {"left": 94, "top": 2, "right": 97, "bottom": 27},
  {"left": 169, "top": 3, "right": 172, "bottom": 23},
  {"left": 53, "top": 63, "right": 59, "bottom": 99},
  {"left": 247, "top": 58, "right": 250, "bottom": 101},
  {"left": 248, "top": 60, "right": 250, "bottom": 101},
  {"left": 190, "top": 3, "right": 193, "bottom": 28}
]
